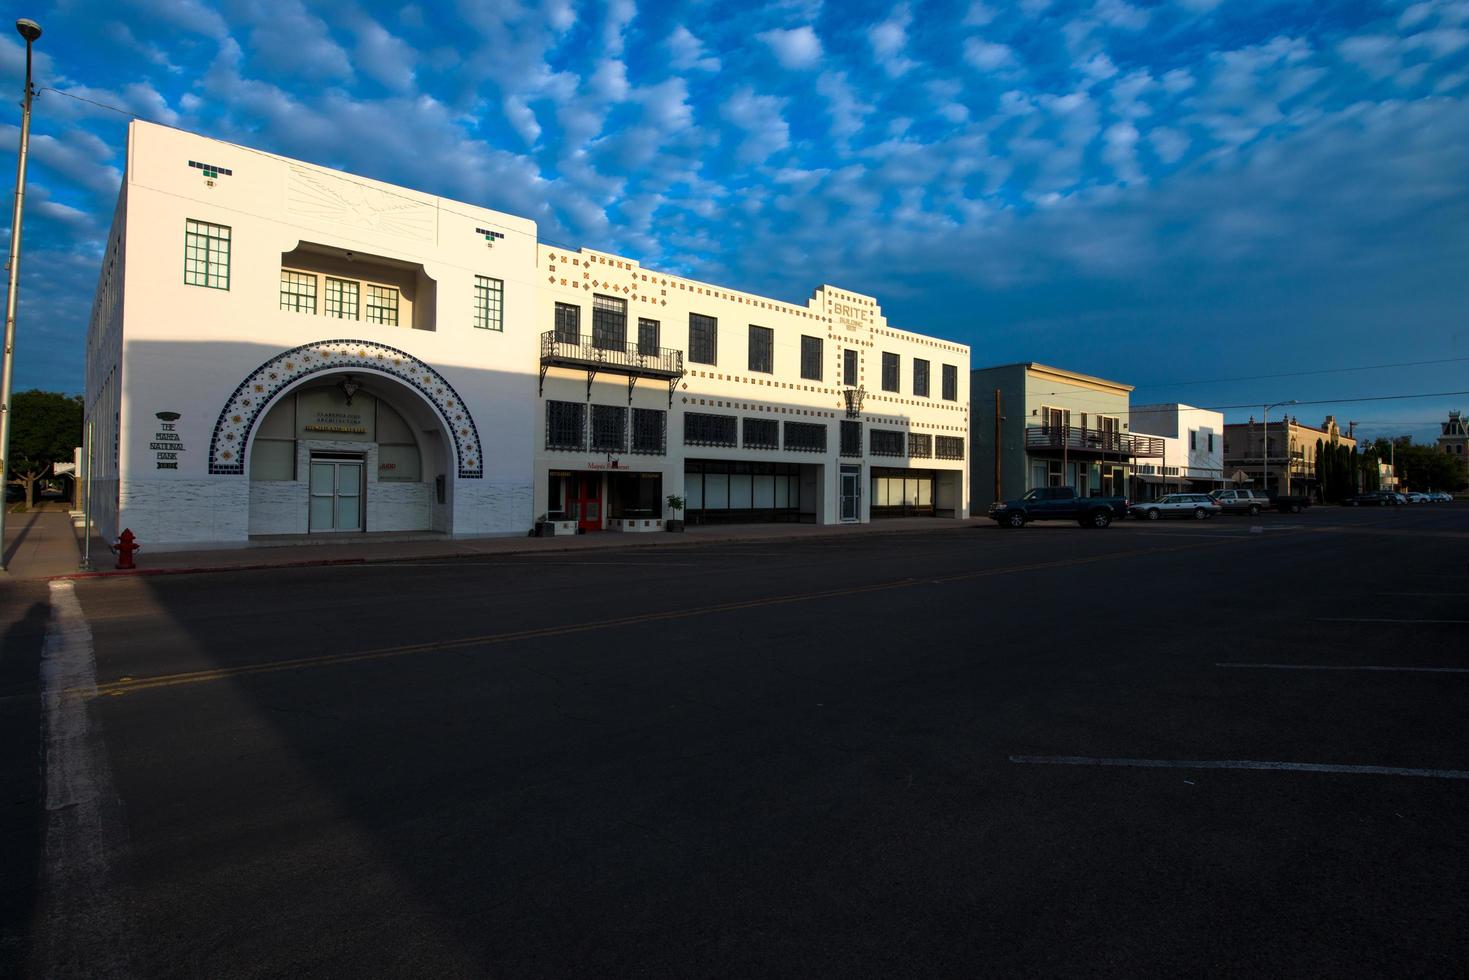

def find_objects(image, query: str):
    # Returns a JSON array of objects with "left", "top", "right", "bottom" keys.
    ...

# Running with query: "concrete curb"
[{"left": 37, "top": 520, "right": 983, "bottom": 582}]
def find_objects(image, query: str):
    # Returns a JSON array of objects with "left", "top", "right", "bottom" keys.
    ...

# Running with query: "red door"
[{"left": 574, "top": 474, "right": 602, "bottom": 532}]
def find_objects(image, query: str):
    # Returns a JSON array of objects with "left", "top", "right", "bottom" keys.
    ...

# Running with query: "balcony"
[
  {"left": 1025, "top": 426, "right": 1164, "bottom": 458},
  {"left": 539, "top": 330, "right": 685, "bottom": 405}
]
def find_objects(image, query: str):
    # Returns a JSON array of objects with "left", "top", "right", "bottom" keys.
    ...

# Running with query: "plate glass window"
[
  {"left": 913, "top": 358, "right": 930, "bottom": 398},
  {"left": 593, "top": 294, "right": 627, "bottom": 350},
  {"left": 881, "top": 352, "right": 899, "bottom": 392},
  {"left": 365, "top": 284, "right": 399, "bottom": 325},
  {"left": 748, "top": 325, "right": 773, "bottom": 374},
  {"left": 184, "top": 219, "right": 230, "bottom": 289},
  {"left": 843, "top": 349, "right": 858, "bottom": 386},
  {"left": 554, "top": 303, "right": 581, "bottom": 344},
  {"left": 280, "top": 270, "right": 317, "bottom": 314},
  {"left": 474, "top": 276, "right": 504, "bottom": 331},
  {"left": 638, "top": 318, "right": 660, "bottom": 356},
  {"left": 689, "top": 313, "right": 718, "bottom": 365},
  {"left": 941, "top": 364, "right": 958, "bottom": 401},
  {"left": 325, "top": 277, "right": 359, "bottom": 319},
  {"left": 801, "top": 336, "right": 823, "bottom": 381}
]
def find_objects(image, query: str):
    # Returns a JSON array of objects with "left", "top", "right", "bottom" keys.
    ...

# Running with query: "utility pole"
[
  {"left": 993, "top": 389, "right": 1002, "bottom": 505},
  {"left": 0, "top": 18, "right": 42, "bottom": 573}
]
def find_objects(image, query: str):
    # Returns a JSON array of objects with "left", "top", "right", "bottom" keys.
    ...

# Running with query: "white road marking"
[
  {"left": 1378, "top": 592, "right": 1469, "bottom": 597},
  {"left": 1009, "top": 755, "right": 1469, "bottom": 780},
  {"left": 1216, "top": 662, "right": 1469, "bottom": 674},
  {"left": 1317, "top": 617, "right": 1469, "bottom": 624},
  {"left": 39, "top": 580, "right": 132, "bottom": 977}
]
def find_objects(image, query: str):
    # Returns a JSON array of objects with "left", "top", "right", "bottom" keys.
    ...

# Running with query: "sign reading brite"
[
  {"left": 832, "top": 300, "right": 865, "bottom": 331},
  {"left": 151, "top": 411, "right": 185, "bottom": 469}
]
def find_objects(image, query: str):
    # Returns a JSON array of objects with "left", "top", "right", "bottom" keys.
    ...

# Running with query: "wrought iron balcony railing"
[
  {"left": 540, "top": 330, "right": 685, "bottom": 405},
  {"left": 1025, "top": 426, "right": 1164, "bottom": 458}
]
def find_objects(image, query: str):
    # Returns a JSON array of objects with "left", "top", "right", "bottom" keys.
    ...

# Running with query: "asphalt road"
[{"left": 3, "top": 505, "right": 1467, "bottom": 977}]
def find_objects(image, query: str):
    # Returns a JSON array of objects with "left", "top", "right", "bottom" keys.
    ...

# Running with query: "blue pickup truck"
[{"left": 988, "top": 486, "right": 1131, "bottom": 528}]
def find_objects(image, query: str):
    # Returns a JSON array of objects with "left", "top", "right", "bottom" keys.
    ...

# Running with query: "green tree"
[
  {"left": 1397, "top": 444, "right": 1468, "bottom": 492},
  {"left": 6, "top": 390, "right": 83, "bottom": 510}
]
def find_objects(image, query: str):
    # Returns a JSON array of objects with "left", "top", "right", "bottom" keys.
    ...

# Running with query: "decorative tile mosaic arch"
[{"left": 208, "top": 339, "right": 484, "bottom": 479}]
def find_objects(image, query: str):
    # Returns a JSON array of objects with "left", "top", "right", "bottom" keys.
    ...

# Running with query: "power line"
[
  {"left": 1132, "top": 355, "right": 1469, "bottom": 390},
  {"left": 1202, "top": 390, "right": 1469, "bottom": 411}
]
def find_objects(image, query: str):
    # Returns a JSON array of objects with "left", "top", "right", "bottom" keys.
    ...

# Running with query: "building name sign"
[
  {"left": 296, "top": 390, "right": 376, "bottom": 443},
  {"left": 151, "top": 411, "right": 185, "bottom": 470},
  {"left": 832, "top": 301, "right": 865, "bottom": 330}
]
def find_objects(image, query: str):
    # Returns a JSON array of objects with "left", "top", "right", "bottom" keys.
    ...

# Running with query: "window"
[
  {"left": 942, "top": 364, "right": 958, "bottom": 401},
  {"left": 840, "top": 420, "right": 863, "bottom": 457},
  {"left": 325, "top": 277, "right": 359, "bottom": 319},
  {"left": 593, "top": 294, "right": 627, "bottom": 350},
  {"left": 590, "top": 404, "right": 627, "bottom": 452},
  {"left": 801, "top": 336, "right": 823, "bottom": 381},
  {"left": 909, "top": 433, "right": 932, "bottom": 458},
  {"left": 1189, "top": 429, "right": 1198, "bottom": 450},
  {"left": 870, "top": 428, "right": 905, "bottom": 457},
  {"left": 913, "top": 359, "right": 930, "bottom": 398},
  {"left": 365, "top": 284, "right": 399, "bottom": 325},
  {"left": 784, "top": 421, "right": 827, "bottom": 453},
  {"left": 184, "top": 219, "right": 230, "bottom": 289},
  {"left": 631, "top": 408, "right": 666, "bottom": 454},
  {"left": 554, "top": 303, "right": 581, "bottom": 344},
  {"left": 743, "top": 417, "right": 779, "bottom": 449},
  {"left": 279, "top": 270, "right": 316, "bottom": 313},
  {"left": 638, "top": 318, "right": 660, "bottom": 356},
  {"left": 843, "top": 349, "right": 858, "bottom": 387},
  {"left": 748, "top": 325, "right": 773, "bottom": 374},
  {"left": 475, "top": 276, "right": 504, "bottom": 331},
  {"left": 546, "top": 401, "right": 585, "bottom": 451},
  {"left": 689, "top": 313, "right": 717, "bottom": 365},
  {"left": 936, "top": 435, "right": 965, "bottom": 459},
  {"left": 684, "top": 411, "right": 737, "bottom": 447},
  {"left": 881, "top": 352, "right": 899, "bottom": 392},
  {"left": 1208, "top": 433, "right": 1215, "bottom": 453}
]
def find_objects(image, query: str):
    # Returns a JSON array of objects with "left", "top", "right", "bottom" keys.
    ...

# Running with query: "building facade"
[
  {"left": 969, "top": 362, "right": 1161, "bottom": 510},
  {"left": 1128, "top": 403, "right": 1228, "bottom": 500},
  {"left": 1439, "top": 410, "right": 1467, "bottom": 459},
  {"left": 1221, "top": 415, "right": 1357, "bottom": 499},
  {"left": 83, "top": 122, "right": 968, "bottom": 550}
]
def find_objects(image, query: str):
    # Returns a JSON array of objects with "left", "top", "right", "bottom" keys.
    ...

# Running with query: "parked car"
[
  {"left": 1406, "top": 492, "right": 1430, "bottom": 504},
  {"left": 989, "top": 486, "right": 1130, "bottom": 528},
  {"left": 1431, "top": 491, "right": 1454, "bottom": 502},
  {"left": 1344, "top": 491, "right": 1400, "bottom": 506},
  {"left": 1131, "top": 493, "right": 1221, "bottom": 521},
  {"left": 1209, "top": 488, "right": 1268, "bottom": 516}
]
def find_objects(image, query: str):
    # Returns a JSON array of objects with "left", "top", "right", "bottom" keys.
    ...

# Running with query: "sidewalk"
[{"left": 2, "top": 513, "right": 976, "bottom": 582}]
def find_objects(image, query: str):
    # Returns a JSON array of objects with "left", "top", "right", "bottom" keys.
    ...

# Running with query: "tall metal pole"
[
  {"left": 0, "top": 18, "right": 41, "bottom": 573},
  {"left": 993, "top": 389, "right": 1002, "bottom": 504}
]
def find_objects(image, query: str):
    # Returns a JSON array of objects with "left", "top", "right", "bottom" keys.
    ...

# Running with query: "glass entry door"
[
  {"left": 840, "top": 465, "right": 861, "bottom": 522},
  {"left": 309, "top": 458, "right": 364, "bottom": 532}
]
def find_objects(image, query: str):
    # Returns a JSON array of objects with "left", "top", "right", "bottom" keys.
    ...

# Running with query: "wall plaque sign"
[{"left": 151, "top": 411, "right": 185, "bottom": 470}]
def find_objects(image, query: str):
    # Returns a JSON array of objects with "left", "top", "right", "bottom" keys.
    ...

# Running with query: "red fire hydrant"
[{"left": 111, "top": 528, "right": 140, "bottom": 570}]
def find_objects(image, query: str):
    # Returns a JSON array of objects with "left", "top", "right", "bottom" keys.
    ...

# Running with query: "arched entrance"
[{"left": 208, "top": 340, "right": 482, "bottom": 536}]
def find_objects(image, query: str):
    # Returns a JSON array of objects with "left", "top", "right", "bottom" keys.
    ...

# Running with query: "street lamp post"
[
  {"left": 0, "top": 18, "right": 41, "bottom": 572},
  {"left": 1262, "top": 400, "right": 1297, "bottom": 499}
]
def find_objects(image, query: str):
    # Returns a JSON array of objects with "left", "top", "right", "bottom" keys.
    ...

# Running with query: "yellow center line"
[{"left": 80, "top": 538, "right": 1242, "bottom": 700}]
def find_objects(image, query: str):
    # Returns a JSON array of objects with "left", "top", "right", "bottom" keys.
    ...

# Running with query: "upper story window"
[
  {"left": 690, "top": 313, "right": 717, "bottom": 365},
  {"left": 554, "top": 302, "right": 581, "bottom": 344},
  {"left": 184, "top": 219, "right": 230, "bottom": 289},
  {"left": 913, "top": 358, "right": 930, "bottom": 398},
  {"left": 325, "top": 277, "right": 359, "bottom": 319},
  {"left": 638, "top": 317, "right": 660, "bottom": 355},
  {"left": 1189, "top": 429, "right": 1198, "bottom": 450},
  {"left": 365, "top": 284, "right": 400, "bottom": 326},
  {"left": 801, "top": 336, "right": 823, "bottom": 381},
  {"left": 881, "top": 352, "right": 899, "bottom": 392},
  {"left": 475, "top": 276, "right": 504, "bottom": 331},
  {"left": 843, "top": 349, "right": 858, "bottom": 386},
  {"left": 748, "top": 325, "right": 773, "bottom": 374},
  {"left": 593, "top": 294, "right": 627, "bottom": 349},
  {"left": 942, "top": 364, "right": 958, "bottom": 401},
  {"left": 280, "top": 270, "right": 317, "bottom": 314}
]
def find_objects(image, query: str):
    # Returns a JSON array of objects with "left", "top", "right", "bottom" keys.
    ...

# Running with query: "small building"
[
  {"left": 1221, "top": 415, "right": 1357, "bottom": 500},
  {"left": 969, "top": 362, "right": 1161, "bottom": 511},
  {"left": 1128, "top": 403, "right": 1228, "bottom": 500},
  {"left": 1439, "top": 410, "right": 1467, "bottom": 459}
]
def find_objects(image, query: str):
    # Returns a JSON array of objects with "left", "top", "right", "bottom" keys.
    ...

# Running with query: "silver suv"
[{"left": 1209, "top": 488, "right": 1267, "bottom": 515}]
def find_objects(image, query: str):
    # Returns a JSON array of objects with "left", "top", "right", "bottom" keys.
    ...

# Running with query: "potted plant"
[{"left": 665, "top": 494, "right": 686, "bottom": 532}]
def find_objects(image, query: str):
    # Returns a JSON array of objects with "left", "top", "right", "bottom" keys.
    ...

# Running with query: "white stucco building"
[
  {"left": 83, "top": 121, "right": 969, "bottom": 550},
  {"left": 1128, "top": 403, "right": 1227, "bottom": 498}
]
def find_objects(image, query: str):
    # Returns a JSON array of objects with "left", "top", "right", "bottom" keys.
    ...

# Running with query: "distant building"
[
  {"left": 969, "top": 362, "right": 1162, "bottom": 511},
  {"left": 1129, "top": 403, "right": 1228, "bottom": 500},
  {"left": 1439, "top": 410, "right": 1467, "bottom": 459},
  {"left": 1222, "top": 415, "right": 1357, "bottom": 500}
]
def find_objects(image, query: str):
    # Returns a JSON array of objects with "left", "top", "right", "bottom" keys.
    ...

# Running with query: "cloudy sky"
[{"left": 3, "top": 0, "right": 1467, "bottom": 441}]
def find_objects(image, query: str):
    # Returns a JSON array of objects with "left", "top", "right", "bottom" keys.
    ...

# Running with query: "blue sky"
[{"left": 3, "top": 0, "right": 1467, "bottom": 441}]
